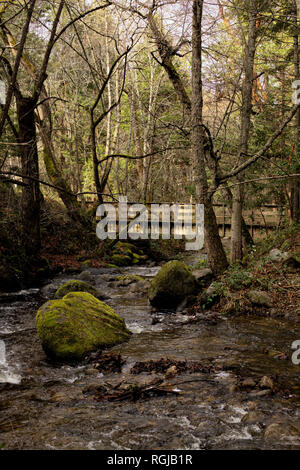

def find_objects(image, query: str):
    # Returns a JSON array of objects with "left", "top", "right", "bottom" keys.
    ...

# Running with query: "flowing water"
[{"left": 0, "top": 265, "right": 299, "bottom": 450}]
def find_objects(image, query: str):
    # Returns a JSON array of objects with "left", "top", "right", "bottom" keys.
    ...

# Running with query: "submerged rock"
[
  {"left": 54, "top": 280, "right": 108, "bottom": 300},
  {"left": 148, "top": 260, "right": 198, "bottom": 309},
  {"left": 36, "top": 292, "right": 132, "bottom": 361}
]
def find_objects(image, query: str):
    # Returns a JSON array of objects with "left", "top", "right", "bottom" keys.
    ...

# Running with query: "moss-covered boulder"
[
  {"left": 110, "top": 242, "right": 143, "bottom": 267},
  {"left": 111, "top": 254, "right": 132, "bottom": 267},
  {"left": 36, "top": 292, "right": 132, "bottom": 361},
  {"left": 148, "top": 260, "right": 198, "bottom": 309},
  {"left": 54, "top": 280, "right": 106, "bottom": 300},
  {"left": 248, "top": 290, "right": 272, "bottom": 308}
]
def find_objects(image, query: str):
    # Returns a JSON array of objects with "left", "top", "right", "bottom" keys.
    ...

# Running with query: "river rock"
[
  {"left": 240, "top": 377, "right": 256, "bottom": 389},
  {"left": 247, "top": 401, "right": 258, "bottom": 411},
  {"left": 49, "top": 392, "right": 70, "bottom": 403},
  {"left": 248, "top": 290, "right": 272, "bottom": 308},
  {"left": 200, "top": 282, "right": 220, "bottom": 309},
  {"left": 115, "top": 275, "right": 144, "bottom": 287},
  {"left": 242, "top": 411, "right": 265, "bottom": 424},
  {"left": 165, "top": 366, "right": 178, "bottom": 379},
  {"left": 36, "top": 292, "right": 132, "bottom": 361},
  {"left": 148, "top": 260, "right": 198, "bottom": 309},
  {"left": 264, "top": 423, "right": 300, "bottom": 440},
  {"left": 269, "top": 249, "right": 289, "bottom": 262},
  {"left": 54, "top": 280, "right": 108, "bottom": 301},
  {"left": 41, "top": 282, "right": 59, "bottom": 298},
  {"left": 128, "top": 280, "right": 150, "bottom": 294},
  {"left": 192, "top": 268, "right": 213, "bottom": 286},
  {"left": 78, "top": 270, "right": 94, "bottom": 283},
  {"left": 259, "top": 375, "right": 274, "bottom": 390},
  {"left": 111, "top": 242, "right": 143, "bottom": 267}
]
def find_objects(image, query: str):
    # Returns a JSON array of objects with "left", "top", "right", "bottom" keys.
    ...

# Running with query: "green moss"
[
  {"left": 81, "top": 260, "right": 92, "bottom": 268},
  {"left": 116, "top": 275, "right": 144, "bottom": 283},
  {"left": 148, "top": 260, "right": 198, "bottom": 309},
  {"left": 36, "top": 292, "right": 132, "bottom": 361},
  {"left": 110, "top": 241, "right": 144, "bottom": 267},
  {"left": 54, "top": 280, "right": 100, "bottom": 299},
  {"left": 106, "top": 264, "right": 120, "bottom": 269},
  {"left": 111, "top": 254, "right": 132, "bottom": 267},
  {"left": 132, "top": 253, "right": 141, "bottom": 265},
  {"left": 115, "top": 242, "right": 140, "bottom": 254}
]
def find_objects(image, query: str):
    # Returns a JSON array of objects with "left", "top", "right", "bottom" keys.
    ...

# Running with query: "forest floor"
[{"left": 190, "top": 225, "right": 300, "bottom": 323}]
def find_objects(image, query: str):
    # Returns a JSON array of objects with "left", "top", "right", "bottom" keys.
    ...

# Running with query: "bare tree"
[
  {"left": 230, "top": 0, "right": 258, "bottom": 263},
  {"left": 292, "top": 0, "right": 300, "bottom": 223},
  {"left": 191, "top": 0, "right": 228, "bottom": 273}
]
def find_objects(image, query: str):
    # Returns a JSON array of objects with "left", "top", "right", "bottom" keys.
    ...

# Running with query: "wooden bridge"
[{"left": 93, "top": 200, "right": 285, "bottom": 239}]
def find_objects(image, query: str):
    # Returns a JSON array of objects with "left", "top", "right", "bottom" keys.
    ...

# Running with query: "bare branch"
[
  {"left": 0, "top": 0, "right": 36, "bottom": 136},
  {"left": 220, "top": 104, "right": 300, "bottom": 182}
]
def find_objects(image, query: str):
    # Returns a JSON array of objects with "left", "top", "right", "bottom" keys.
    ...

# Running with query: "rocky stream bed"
[{"left": 0, "top": 264, "right": 300, "bottom": 450}]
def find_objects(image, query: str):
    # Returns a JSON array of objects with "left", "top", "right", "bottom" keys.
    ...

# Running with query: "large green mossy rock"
[
  {"left": 148, "top": 260, "right": 198, "bottom": 309},
  {"left": 36, "top": 292, "right": 132, "bottom": 361},
  {"left": 54, "top": 280, "right": 102, "bottom": 299}
]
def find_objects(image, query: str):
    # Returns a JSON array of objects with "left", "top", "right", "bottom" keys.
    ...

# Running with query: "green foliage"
[
  {"left": 190, "top": 259, "right": 209, "bottom": 270},
  {"left": 222, "top": 264, "right": 254, "bottom": 291}
]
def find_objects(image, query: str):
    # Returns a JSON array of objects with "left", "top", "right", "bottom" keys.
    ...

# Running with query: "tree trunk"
[
  {"left": 292, "top": 0, "right": 300, "bottom": 223},
  {"left": 38, "top": 93, "right": 87, "bottom": 225},
  {"left": 1, "top": 26, "right": 87, "bottom": 224},
  {"left": 147, "top": 6, "right": 253, "bottom": 252},
  {"left": 16, "top": 95, "right": 40, "bottom": 261},
  {"left": 191, "top": 0, "right": 228, "bottom": 274},
  {"left": 230, "top": 0, "right": 257, "bottom": 263}
]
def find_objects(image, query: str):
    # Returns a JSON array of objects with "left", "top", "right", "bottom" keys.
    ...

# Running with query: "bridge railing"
[{"left": 92, "top": 200, "right": 286, "bottom": 238}]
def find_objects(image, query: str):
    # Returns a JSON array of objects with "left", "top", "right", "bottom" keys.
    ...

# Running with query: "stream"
[{"left": 0, "top": 263, "right": 300, "bottom": 450}]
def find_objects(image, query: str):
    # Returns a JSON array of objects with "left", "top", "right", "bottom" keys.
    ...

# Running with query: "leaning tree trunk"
[
  {"left": 191, "top": 0, "right": 228, "bottom": 274},
  {"left": 38, "top": 91, "right": 88, "bottom": 225},
  {"left": 16, "top": 94, "right": 41, "bottom": 262}
]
